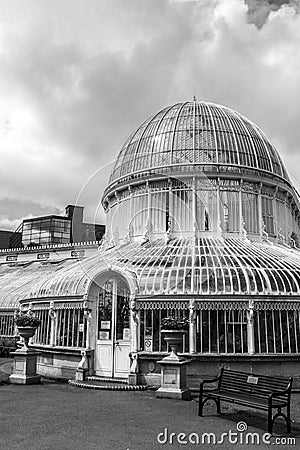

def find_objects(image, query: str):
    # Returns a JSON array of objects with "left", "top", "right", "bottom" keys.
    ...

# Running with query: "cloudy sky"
[{"left": 0, "top": 0, "right": 299, "bottom": 230}]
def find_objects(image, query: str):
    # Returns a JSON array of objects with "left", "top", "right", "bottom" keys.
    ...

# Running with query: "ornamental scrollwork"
[
  {"left": 124, "top": 224, "right": 132, "bottom": 245},
  {"left": 98, "top": 234, "right": 109, "bottom": 252},
  {"left": 49, "top": 301, "right": 57, "bottom": 320},
  {"left": 129, "top": 352, "right": 139, "bottom": 374},
  {"left": 78, "top": 350, "right": 88, "bottom": 369},
  {"left": 142, "top": 218, "right": 152, "bottom": 244},
  {"left": 130, "top": 297, "right": 139, "bottom": 325},
  {"left": 166, "top": 218, "right": 172, "bottom": 243},
  {"left": 189, "top": 299, "right": 197, "bottom": 324},
  {"left": 83, "top": 298, "right": 92, "bottom": 321},
  {"left": 261, "top": 220, "right": 271, "bottom": 244},
  {"left": 241, "top": 216, "right": 250, "bottom": 242},
  {"left": 136, "top": 300, "right": 189, "bottom": 310}
]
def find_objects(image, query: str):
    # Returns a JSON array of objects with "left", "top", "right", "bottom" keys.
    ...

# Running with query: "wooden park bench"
[{"left": 198, "top": 367, "right": 293, "bottom": 434}]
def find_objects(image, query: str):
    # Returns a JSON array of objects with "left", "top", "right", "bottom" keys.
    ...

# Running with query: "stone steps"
[
  {"left": 68, "top": 376, "right": 147, "bottom": 391},
  {"left": 87, "top": 375, "right": 128, "bottom": 384}
]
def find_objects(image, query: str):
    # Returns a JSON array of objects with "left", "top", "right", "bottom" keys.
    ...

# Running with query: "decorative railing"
[{"left": 0, "top": 240, "right": 101, "bottom": 254}]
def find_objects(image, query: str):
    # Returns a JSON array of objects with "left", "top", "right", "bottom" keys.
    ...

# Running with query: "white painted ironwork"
[
  {"left": 0, "top": 312, "right": 14, "bottom": 336},
  {"left": 108, "top": 101, "right": 291, "bottom": 186}
]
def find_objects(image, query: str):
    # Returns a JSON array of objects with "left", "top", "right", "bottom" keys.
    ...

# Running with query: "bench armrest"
[
  {"left": 269, "top": 388, "right": 291, "bottom": 399},
  {"left": 199, "top": 374, "right": 221, "bottom": 391},
  {"left": 269, "top": 378, "right": 293, "bottom": 399}
]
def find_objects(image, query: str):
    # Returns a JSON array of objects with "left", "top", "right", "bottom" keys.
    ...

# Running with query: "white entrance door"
[{"left": 95, "top": 277, "right": 131, "bottom": 378}]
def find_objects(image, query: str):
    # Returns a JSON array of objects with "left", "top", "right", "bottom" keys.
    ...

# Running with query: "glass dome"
[{"left": 109, "top": 101, "right": 290, "bottom": 185}]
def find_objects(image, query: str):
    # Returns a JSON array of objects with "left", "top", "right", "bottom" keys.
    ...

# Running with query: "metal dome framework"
[
  {"left": 103, "top": 101, "right": 300, "bottom": 251},
  {"left": 2, "top": 238, "right": 300, "bottom": 303},
  {"left": 109, "top": 101, "right": 290, "bottom": 186}
]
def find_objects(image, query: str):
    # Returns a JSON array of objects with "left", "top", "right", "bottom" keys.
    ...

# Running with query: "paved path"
[
  {"left": 0, "top": 357, "right": 13, "bottom": 384},
  {"left": 1, "top": 359, "right": 299, "bottom": 449},
  {"left": 0, "top": 378, "right": 299, "bottom": 450}
]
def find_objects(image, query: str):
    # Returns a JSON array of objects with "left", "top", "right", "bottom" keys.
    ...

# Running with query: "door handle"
[{"left": 115, "top": 341, "right": 120, "bottom": 345}]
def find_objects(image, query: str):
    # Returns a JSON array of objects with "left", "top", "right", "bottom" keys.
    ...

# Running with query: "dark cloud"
[
  {"left": 0, "top": 0, "right": 300, "bottom": 227},
  {"left": 0, "top": 198, "right": 62, "bottom": 230},
  {"left": 245, "top": 0, "right": 299, "bottom": 28}
]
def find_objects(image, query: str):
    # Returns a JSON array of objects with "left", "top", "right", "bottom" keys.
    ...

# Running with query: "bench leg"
[
  {"left": 287, "top": 404, "right": 291, "bottom": 434},
  {"left": 268, "top": 407, "right": 273, "bottom": 435},
  {"left": 271, "top": 407, "right": 291, "bottom": 434},
  {"left": 199, "top": 396, "right": 221, "bottom": 416},
  {"left": 198, "top": 395, "right": 203, "bottom": 417}
]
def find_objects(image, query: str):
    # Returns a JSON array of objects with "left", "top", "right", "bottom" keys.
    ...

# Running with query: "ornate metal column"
[
  {"left": 239, "top": 180, "right": 243, "bottom": 238},
  {"left": 83, "top": 297, "right": 92, "bottom": 350},
  {"left": 130, "top": 296, "right": 139, "bottom": 354},
  {"left": 49, "top": 301, "right": 57, "bottom": 346},
  {"left": 129, "top": 296, "right": 139, "bottom": 385},
  {"left": 189, "top": 299, "right": 196, "bottom": 354},
  {"left": 273, "top": 186, "right": 279, "bottom": 238},
  {"left": 258, "top": 182, "right": 263, "bottom": 239},
  {"left": 247, "top": 299, "right": 255, "bottom": 355},
  {"left": 76, "top": 297, "right": 92, "bottom": 381},
  {"left": 192, "top": 177, "right": 197, "bottom": 238}
]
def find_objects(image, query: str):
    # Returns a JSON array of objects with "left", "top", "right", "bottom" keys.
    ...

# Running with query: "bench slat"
[
  {"left": 221, "top": 372, "right": 288, "bottom": 387},
  {"left": 205, "top": 391, "right": 288, "bottom": 409},
  {"left": 219, "top": 381, "right": 288, "bottom": 394},
  {"left": 219, "top": 371, "right": 290, "bottom": 394}
]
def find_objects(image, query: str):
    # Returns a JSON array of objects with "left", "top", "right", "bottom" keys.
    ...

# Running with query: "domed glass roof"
[{"left": 109, "top": 101, "right": 290, "bottom": 184}]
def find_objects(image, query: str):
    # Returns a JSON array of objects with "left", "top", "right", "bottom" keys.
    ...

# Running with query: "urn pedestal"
[
  {"left": 156, "top": 330, "right": 191, "bottom": 400},
  {"left": 9, "top": 326, "right": 41, "bottom": 385}
]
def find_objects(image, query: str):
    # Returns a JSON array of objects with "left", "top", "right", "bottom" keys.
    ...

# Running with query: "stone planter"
[
  {"left": 157, "top": 330, "right": 190, "bottom": 400},
  {"left": 17, "top": 326, "right": 37, "bottom": 350},
  {"left": 161, "top": 329, "right": 187, "bottom": 361},
  {"left": 9, "top": 325, "right": 40, "bottom": 385}
]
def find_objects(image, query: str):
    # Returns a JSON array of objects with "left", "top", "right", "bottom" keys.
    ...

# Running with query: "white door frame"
[{"left": 95, "top": 276, "right": 131, "bottom": 378}]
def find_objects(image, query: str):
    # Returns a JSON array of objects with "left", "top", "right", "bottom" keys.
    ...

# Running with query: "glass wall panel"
[
  {"left": 0, "top": 314, "right": 15, "bottom": 336},
  {"left": 139, "top": 308, "right": 189, "bottom": 353},
  {"left": 33, "top": 310, "right": 51, "bottom": 346},
  {"left": 220, "top": 191, "right": 239, "bottom": 232},
  {"left": 254, "top": 309, "right": 300, "bottom": 354},
  {"left": 131, "top": 193, "right": 148, "bottom": 236},
  {"left": 56, "top": 308, "right": 86, "bottom": 348},
  {"left": 151, "top": 191, "right": 167, "bottom": 234},
  {"left": 262, "top": 197, "right": 274, "bottom": 235},
  {"left": 172, "top": 189, "right": 193, "bottom": 233},
  {"left": 196, "top": 309, "right": 248, "bottom": 353},
  {"left": 242, "top": 193, "right": 259, "bottom": 233}
]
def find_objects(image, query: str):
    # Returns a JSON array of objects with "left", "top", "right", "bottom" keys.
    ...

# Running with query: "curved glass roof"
[
  {"left": 3, "top": 238, "right": 300, "bottom": 308},
  {"left": 109, "top": 101, "right": 290, "bottom": 185},
  {"left": 0, "top": 259, "right": 75, "bottom": 309}
]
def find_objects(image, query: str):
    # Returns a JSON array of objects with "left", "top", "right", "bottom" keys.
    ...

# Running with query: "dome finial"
[{"left": 193, "top": 95, "right": 197, "bottom": 102}]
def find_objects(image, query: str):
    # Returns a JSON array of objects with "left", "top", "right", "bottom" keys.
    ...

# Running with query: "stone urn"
[
  {"left": 17, "top": 326, "right": 37, "bottom": 350},
  {"left": 157, "top": 329, "right": 190, "bottom": 400},
  {"left": 10, "top": 326, "right": 41, "bottom": 384},
  {"left": 161, "top": 329, "right": 187, "bottom": 361}
]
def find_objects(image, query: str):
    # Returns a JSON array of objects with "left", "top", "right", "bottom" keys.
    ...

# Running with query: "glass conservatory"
[{"left": 1, "top": 100, "right": 300, "bottom": 386}]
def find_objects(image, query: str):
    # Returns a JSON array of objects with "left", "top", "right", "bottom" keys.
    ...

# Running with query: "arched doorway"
[{"left": 95, "top": 276, "right": 131, "bottom": 378}]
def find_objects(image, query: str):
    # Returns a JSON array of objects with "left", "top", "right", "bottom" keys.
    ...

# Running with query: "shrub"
[
  {"left": 161, "top": 316, "right": 189, "bottom": 331},
  {"left": 15, "top": 310, "right": 41, "bottom": 327}
]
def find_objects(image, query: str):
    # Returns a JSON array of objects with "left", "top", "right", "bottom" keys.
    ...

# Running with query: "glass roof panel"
[{"left": 3, "top": 238, "right": 300, "bottom": 309}]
